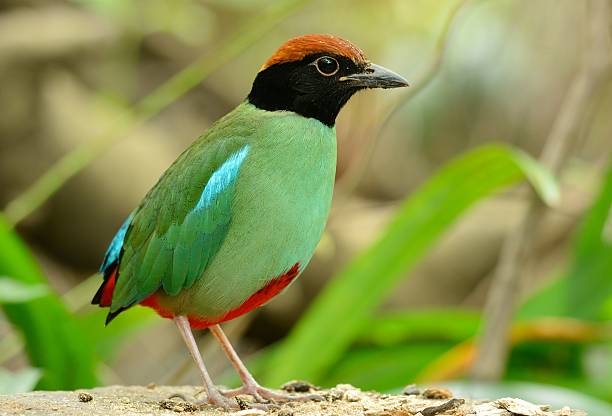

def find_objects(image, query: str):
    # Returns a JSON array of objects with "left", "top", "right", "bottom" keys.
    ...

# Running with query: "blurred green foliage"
[
  {"left": 566, "top": 164, "right": 612, "bottom": 320},
  {"left": 0, "top": 215, "right": 98, "bottom": 390},
  {"left": 0, "top": 215, "right": 159, "bottom": 392},
  {"left": 512, "top": 163, "right": 612, "bottom": 402},
  {"left": 0, "top": 278, "right": 48, "bottom": 304}
]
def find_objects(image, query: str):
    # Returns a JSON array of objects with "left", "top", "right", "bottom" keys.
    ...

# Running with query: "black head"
[{"left": 248, "top": 35, "right": 408, "bottom": 127}]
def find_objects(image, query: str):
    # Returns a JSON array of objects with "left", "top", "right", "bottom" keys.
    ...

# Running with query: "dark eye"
[{"left": 315, "top": 56, "right": 339, "bottom": 76}]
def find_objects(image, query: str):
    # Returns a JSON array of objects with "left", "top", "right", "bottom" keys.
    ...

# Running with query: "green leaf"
[
  {"left": 518, "top": 275, "right": 568, "bottom": 318},
  {"left": 0, "top": 215, "right": 98, "bottom": 389},
  {"left": 358, "top": 309, "right": 481, "bottom": 346},
  {"left": 512, "top": 149, "right": 561, "bottom": 206},
  {"left": 263, "top": 144, "right": 558, "bottom": 386},
  {"left": 324, "top": 343, "right": 450, "bottom": 392},
  {"left": 0, "top": 368, "right": 42, "bottom": 394},
  {"left": 327, "top": 309, "right": 482, "bottom": 391},
  {"left": 566, "top": 163, "right": 612, "bottom": 319},
  {"left": 520, "top": 162, "right": 612, "bottom": 320},
  {"left": 0, "top": 277, "right": 48, "bottom": 303}
]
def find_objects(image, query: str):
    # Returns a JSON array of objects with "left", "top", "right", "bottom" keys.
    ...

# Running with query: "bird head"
[{"left": 248, "top": 34, "right": 409, "bottom": 127}]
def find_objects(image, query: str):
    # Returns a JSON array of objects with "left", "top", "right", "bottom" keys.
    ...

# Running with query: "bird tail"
[
  {"left": 92, "top": 265, "right": 129, "bottom": 325},
  {"left": 91, "top": 265, "right": 118, "bottom": 308}
]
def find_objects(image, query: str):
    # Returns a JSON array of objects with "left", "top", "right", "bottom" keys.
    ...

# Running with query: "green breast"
[{"left": 166, "top": 103, "right": 337, "bottom": 318}]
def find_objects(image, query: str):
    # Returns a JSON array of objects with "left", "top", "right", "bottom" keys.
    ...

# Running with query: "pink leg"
[
  {"left": 209, "top": 324, "right": 322, "bottom": 403},
  {"left": 174, "top": 316, "right": 236, "bottom": 409}
]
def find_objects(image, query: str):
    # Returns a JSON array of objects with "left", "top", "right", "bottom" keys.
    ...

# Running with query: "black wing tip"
[
  {"left": 104, "top": 303, "right": 134, "bottom": 325},
  {"left": 91, "top": 284, "right": 104, "bottom": 305},
  {"left": 105, "top": 308, "right": 124, "bottom": 325},
  {"left": 93, "top": 261, "right": 119, "bottom": 306}
]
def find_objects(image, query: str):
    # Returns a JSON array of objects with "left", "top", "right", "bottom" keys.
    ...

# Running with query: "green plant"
[
  {"left": 0, "top": 215, "right": 98, "bottom": 389},
  {"left": 0, "top": 278, "right": 48, "bottom": 304}
]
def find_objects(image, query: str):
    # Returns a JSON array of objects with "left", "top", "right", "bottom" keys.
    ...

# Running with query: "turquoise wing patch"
[
  {"left": 165, "top": 145, "right": 250, "bottom": 294},
  {"left": 109, "top": 141, "right": 250, "bottom": 312},
  {"left": 99, "top": 212, "right": 134, "bottom": 274}
]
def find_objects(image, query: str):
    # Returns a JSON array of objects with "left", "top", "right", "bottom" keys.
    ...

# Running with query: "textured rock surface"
[{"left": 0, "top": 384, "right": 586, "bottom": 416}]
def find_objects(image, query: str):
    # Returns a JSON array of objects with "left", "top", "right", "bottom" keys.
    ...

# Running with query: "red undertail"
[
  {"left": 98, "top": 268, "right": 117, "bottom": 307},
  {"left": 141, "top": 262, "right": 301, "bottom": 329}
]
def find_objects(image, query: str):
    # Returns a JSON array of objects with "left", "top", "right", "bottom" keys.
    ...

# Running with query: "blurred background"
[{"left": 1, "top": 0, "right": 611, "bottom": 413}]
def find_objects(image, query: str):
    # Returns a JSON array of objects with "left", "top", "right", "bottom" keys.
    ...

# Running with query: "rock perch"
[{"left": 0, "top": 384, "right": 586, "bottom": 416}]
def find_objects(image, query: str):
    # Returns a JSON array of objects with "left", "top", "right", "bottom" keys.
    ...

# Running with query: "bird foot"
[
  {"left": 166, "top": 389, "right": 241, "bottom": 410},
  {"left": 221, "top": 382, "right": 324, "bottom": 404}
]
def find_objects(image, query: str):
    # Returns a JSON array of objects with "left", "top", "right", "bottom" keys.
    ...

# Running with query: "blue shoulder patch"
[
  {"left": 100, "top": 212, "right": 134, "bottom": 273},
  {"left": 195, "top": 144, "right": 250, "bottom": 211}
]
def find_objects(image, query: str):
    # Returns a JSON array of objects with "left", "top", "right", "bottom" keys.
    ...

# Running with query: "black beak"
[{"left": 341, "top": 63, "right": 409, "bottom": 89}]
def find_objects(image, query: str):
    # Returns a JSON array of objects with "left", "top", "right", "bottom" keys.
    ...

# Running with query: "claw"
[
  {"left": 164, "top": 389, "right": 240, "bottom": 410},
  {"left": 205, "top": 387, "right": 242, "bottom": 409},
  {"left": 222, "top": 383, "right": 324, "bottom": 404},
  {"left": 166, "top": 393, "right": 192, "bottom": 402}
]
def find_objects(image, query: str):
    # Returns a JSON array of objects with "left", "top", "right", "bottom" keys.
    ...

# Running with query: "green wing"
[{"left": 109, "top": 137, "right": 249, "bottom": 313}]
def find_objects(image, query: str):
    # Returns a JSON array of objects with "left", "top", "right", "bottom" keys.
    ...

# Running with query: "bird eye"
[{"left": 314, "top": 56, "right": 339, "bottom": 76}]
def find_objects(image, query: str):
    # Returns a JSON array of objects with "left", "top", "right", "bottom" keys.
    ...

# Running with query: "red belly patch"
[{"left": 140, "top": 262, "right": 301, "bottom": 329}]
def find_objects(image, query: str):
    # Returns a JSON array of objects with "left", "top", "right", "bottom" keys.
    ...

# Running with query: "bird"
[{"left": 92, "top": 34, "right": 408, "bottom": 409}]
